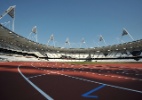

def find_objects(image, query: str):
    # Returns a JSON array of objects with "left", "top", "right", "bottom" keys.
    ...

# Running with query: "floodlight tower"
[
  {"left": 0, "top": 5, "right": 16, "bottom": 31},
  {"left": 99, "top": 35, "right": 107, "bottom": 46},
  {"left": 47, "top": 34, "right": 55, "bottom": 47},
  {"left": 121, "top": 28, "right": 134, "bottom": 41},
  {"left": 64, "top": 38, "right": 71, "bottom": 48},
  {"left": 28, "top": 26, "right": 38, "bottom": 42},
  {"left": 80, "top": 38, "right": 88, "bottom": 48}
]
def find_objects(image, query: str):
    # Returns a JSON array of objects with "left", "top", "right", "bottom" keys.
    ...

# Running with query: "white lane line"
[
  {"left": 36, "top": 63, "right": 142, "bottom": 81},
  {"left": 59, "top": 72, "right": 142, "bottom": 94},
  {"left": 28, "top": 74, "right": 47, "bottom": 79},
  {"left": 31, "top": 63, "right": 142, "bottom": 94},
  {"left": 18, "top": 66, "right": 54, "bottom": 100},
  {"left": 46, "top": 70, "right": 142, "bottom": 94}
]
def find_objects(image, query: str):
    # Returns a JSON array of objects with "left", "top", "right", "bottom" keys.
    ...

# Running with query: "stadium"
[
  {"left": 0, "top": 5, "right": 142, "bottom": 100},
  {"left": 0, "top": 23, "right": 142, "bottom": 62}
]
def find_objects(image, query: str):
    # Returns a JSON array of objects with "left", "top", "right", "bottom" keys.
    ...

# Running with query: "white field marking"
[
  {"left": 31, "top": 62, "right": 142, "bottom": 94},
  {"left": 28, "top": 74, "right": 47, "bottom": 79},
  {"left": 32, "top": 65, "right": 142, "bottom": 93},
  {"left": 72, "top": 66, "right": 139, "bottom": 81},
  {"left": 79, "top": 65, "right": 142, "bottom": 81},
  {"left": 18, "top": 66, "right": 54, "bottom": 100},
  {"left": 49, "top": 71, "right": 142, "bottom": 94},
  {"left": 32, "top": 63, "right": 142, "bottom": 81}
]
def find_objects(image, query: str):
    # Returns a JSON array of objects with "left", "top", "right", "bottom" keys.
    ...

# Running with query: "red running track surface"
[{"left": 0, "top": 61, "right": 142, "bottom": 100}]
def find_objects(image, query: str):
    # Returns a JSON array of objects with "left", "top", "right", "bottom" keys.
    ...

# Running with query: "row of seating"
[{"left": 0, "top": 24, "right": 142, "bottom": 62}]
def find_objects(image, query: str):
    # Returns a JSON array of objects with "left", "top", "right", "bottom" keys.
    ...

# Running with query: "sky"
[{"left": 0, "top": 0, "right": 142, "bottom": 48}]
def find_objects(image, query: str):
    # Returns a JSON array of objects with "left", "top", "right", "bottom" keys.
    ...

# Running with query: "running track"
[{"left": 0, "top": 62, "right": 142, "bottom": 100}]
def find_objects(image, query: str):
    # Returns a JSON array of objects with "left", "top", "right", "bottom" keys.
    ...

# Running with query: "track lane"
[
  {"left": 1, "top": 62, "right": 142, "bottom": 100},
  {"left": 18, "top": 62, "right": 142, "bottom": 100},
  {"left": 18, "top": 66, "right": 53, "bottom": 100}
]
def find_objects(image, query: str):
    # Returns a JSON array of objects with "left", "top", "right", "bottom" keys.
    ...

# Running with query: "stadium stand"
[{"left": 0, "top": 23, "right": 142, "bottom": 62}]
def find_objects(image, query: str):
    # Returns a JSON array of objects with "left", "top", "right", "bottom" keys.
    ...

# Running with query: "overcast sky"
[{"left": 0, "top": 0, "right": 142, "bottom": 48}]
